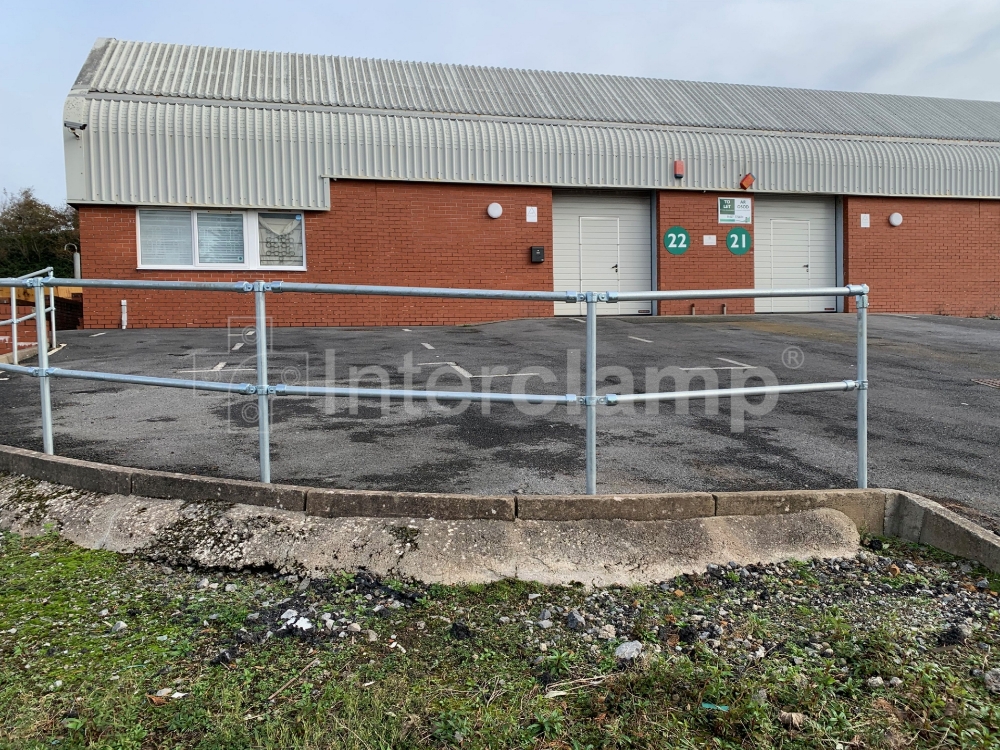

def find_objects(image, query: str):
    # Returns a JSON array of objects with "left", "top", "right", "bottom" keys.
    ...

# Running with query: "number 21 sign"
[{"left": 727, "top": 227, "right": 752, "bottom": 255}]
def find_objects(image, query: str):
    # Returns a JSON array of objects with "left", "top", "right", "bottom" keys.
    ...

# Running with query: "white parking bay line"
[
  {"left": 716, "top": 357, "right": 754, "bottom": 368},
  {"left": 176, "top": 367, "right": 256, "bottom": 374},
  {"left": 231, "top": 342, "right": 244, "bottom": 351},
  {"left": 89, "top": 332, "right": 107, "bottom": 337},
  {"left": 679, "top": 365, "right": 759, "bottom": 371},
  {"left": 417, "top": 360, "right": 472, "bottom": 377},
  {"left": 570, "top": 318, "right": 586, "bottom": 324},
  {"left": 628, "top": 335, "right": 653, "bottom": 343},
  {"left": 212, "top": 362, "right": 227, "bottom": 371},
  {"left": 421, "top": 342, "right": 435, "bottom": 350},
  {"left": 403, "top": 328, "right": 412, "bottom": 332}
]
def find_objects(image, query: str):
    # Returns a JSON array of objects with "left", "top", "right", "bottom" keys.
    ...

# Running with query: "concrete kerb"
[
  {"left": 886, "top": 491, "right": 1000, "bottom": 573},
  {"left": 714, "top": 489, "right": 890, "bottom": 536},
  {"left": 306, "top": 488, "right": 514, "bottom": 521},
  {"left": 0, "top": 347, "right": 38, "bottom": 365},
  {"left": 517, "top": 493, "right": 713, "bottom": 521},
  {"left": 1, "top": 444, "right": 999, "bottom": 572}
]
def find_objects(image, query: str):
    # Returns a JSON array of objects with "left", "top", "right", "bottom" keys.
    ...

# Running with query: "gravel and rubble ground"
[{"left": 1, "top": 531, "right": 999, "bottom": 749}]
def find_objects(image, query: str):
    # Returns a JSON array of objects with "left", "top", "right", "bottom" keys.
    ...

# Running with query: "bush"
[{"left": 0, "top": 189, "right": 78, "bottom": 279}]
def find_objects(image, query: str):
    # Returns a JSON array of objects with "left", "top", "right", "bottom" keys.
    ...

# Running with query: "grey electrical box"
[{"left": 530, "top": 246, "right": 545, "bottom": 263}]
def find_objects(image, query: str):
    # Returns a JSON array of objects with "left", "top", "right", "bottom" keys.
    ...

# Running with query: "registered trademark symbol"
[{"left": 782, "top": 346, "right": 804, "bottom": 369}]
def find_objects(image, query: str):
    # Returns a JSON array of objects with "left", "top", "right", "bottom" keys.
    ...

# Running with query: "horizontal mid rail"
[
  {"left": 0, "top": 363, "right": 577, "bottom": 404},
  {"left": 607, "top": 380, "right": 860, "bottom": 404},
  {"left": 613, "top": 285, "right": 867, "bottom": 302}
]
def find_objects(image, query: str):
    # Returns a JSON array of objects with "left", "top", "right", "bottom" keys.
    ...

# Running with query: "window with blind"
[
  {"left": 136, "top": 209, "right": 306, "bottom": 269},
  {"left": 137, "top": 210, "right": 193, "bottom": 265},
  {"left": 196, "top": 213, "right": 245, "bottom": 264}
]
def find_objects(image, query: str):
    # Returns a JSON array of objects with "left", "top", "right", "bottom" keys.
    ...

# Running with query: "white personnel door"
[
  {"left": 552, "top": 191, "right": 652, "bottom": 315},
  {"left": 753, "top": 196, "right": 837, "bottom": 313}
]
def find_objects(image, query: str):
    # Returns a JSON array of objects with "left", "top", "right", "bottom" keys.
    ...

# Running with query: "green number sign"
[
  {"left": 726, "top": 227, "right": 752, "bottom": 255},
  {"left": 663, "top": 226, "right": 690, "bottom": 255}
]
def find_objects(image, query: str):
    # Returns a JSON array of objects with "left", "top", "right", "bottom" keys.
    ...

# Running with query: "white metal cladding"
[
  {"left": 753, "top": 197, "right": 837, "bottom": 313},
  {"left": 78, "top": 39, "right": 1000, "bottom": 142},
  {"left": 65, "top": 97, "right": 1000, "bottom": 209},
  {"left": 552, "top": 192, "right": 652, "bottom": 316}
]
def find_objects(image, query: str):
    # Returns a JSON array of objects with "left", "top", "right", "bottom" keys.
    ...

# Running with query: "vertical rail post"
[
  {"left": 254, "top": 282, "right": 271, "bottom": 483},
  {"left": 32, "top": 282, "right": 53, "bottom": 454},
  {"left": 585, "top": 292, "right": 598, "bottom": 495},
  {"left": 48, "top": 283, "right": 57, "bottom": 349},
  {"left": 10, "top": 286, "right": 17, "bottom": 366},
  {"left": 856, "top": 289, "right": 869, "bottom": 488}
]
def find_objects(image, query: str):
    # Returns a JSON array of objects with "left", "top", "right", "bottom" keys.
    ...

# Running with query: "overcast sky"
[{"left": 3, "top": 0, "right": 1000, "bottom": 206}]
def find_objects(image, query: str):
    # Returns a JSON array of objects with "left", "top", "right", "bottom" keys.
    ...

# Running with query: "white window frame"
[{"left": 136, "top": 208, "right": 307, "bottom": 271}]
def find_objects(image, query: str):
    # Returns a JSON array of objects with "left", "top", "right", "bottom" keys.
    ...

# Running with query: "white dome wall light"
[
  {"left": 889, "top": 212, "right": 903, "bottom": 227},
  {"left": 487, "top": 202, "right": 503, "bottom": 219}
]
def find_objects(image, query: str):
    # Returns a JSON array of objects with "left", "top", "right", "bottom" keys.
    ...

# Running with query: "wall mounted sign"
[
  {"left": 663, "top": 226, "right": 690, "bottom": 255},
  {"left": 718, "top": 197, "right": 752, "bottom": 224},
  {"left": 726, "top": 226, "right": 752, "bottom": 255}
]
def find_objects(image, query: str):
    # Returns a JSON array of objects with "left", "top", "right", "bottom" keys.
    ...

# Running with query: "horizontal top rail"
[
  {"left": 0, "top": 277, "right": 253, "bottom": 293},
  {"left": 613, "top": 285, "right": 868, "bottom": 302},
  {"left": 0, "top": 277, "right": 869, "bottom": 301},
  {"left": 270, "top": 281, "right": 577, "bottom": 302}
]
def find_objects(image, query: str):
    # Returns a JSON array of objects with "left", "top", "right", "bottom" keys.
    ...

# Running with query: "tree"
[{"left": 0, "top": 189, "right": 79, "bottom": 278}]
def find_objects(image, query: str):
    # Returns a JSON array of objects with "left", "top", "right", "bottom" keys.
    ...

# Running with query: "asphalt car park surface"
[{"left": 2, "top": 313, "right": 999, "bottom": 527}]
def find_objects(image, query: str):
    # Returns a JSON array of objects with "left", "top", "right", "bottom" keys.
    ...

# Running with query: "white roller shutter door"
[
  {"left": 552, "top": 191, "right": 652, "bottom": 315},
  {"left": 753, "top": 196, "right": 837, "bottom": 312}
]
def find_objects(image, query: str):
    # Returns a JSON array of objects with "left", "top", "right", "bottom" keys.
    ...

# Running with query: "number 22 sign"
[{"left": 663, "top": 226, "right": 690, "bottom": 255}]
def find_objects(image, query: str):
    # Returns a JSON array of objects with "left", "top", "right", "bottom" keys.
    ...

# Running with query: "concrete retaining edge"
[
  {"left": 1, "top": 443, "right": 999, "bottom": 571},
  {"left": 0, "top": 347, "right": 37, "bottom": 365}
]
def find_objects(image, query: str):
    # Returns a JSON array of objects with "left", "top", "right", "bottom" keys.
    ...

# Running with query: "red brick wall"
[
  {"left": 78, "top": 181, "right": 554, "bottom": 328},
  {"left": 0, "top": 301, "right": 38, "bottom": 356},
  {"left": 656, "top": 191, "right": 755, "bottom": 314},
  {"left": 77, "top": 183, "right": 1000, "bottom": 326},
  {"left": 843, "top": 196, "right": 1000, "bottom": 316}
]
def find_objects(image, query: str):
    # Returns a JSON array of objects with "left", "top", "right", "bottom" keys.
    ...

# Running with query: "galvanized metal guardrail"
[
  {"left": 0, "top": 276, "right": 870, "bottom": 494},
  {"left": 1, "top": 268, "right": 58, "bottom": 365}
]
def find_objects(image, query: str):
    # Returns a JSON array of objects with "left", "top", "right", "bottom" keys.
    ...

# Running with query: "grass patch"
[{"left": 1, "top": 531, "right": 998, "bottom": 748}]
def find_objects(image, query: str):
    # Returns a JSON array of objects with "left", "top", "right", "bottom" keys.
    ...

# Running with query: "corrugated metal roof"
[
  {"left": 76, "top": 38, "right": 1000, "bottom": 143},
  {"left": 65, "top": 98, "right": 1000, "bottom": 210},
  {"left": 63, "top": 38, "right": 1000, "bottom": 208}
]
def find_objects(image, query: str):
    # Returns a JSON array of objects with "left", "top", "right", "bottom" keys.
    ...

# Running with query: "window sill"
[{"left": 136, "top": 266, "right": 308, "bottom": 272}]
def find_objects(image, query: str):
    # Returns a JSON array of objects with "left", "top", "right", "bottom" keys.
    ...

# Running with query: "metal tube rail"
[
  {"left": 0, "top": 274, "right": 871, "bottom": 493},
  {"left": 613, "top": 285, "right": 868, "bottom": 302},
  {"left": 254, "top": 284, "right": 271, "bottom": 483},
  {"left": 15, "top": 267, "right": 54, "bottom": 280},
  {"left": 0, "top": 362, "right": 578, "bottom": 405},
  {"left": 0, "top": 278, "right": 254, "bottom": 293},
  {"left": 3, "top": 276, "right": 59, "bottom": 366},
  {"left": 0, "top": 311, "right": 42, "bottom": 326},
  {"left": 857, "top": 294, "right": 869, "bottom": 488},
  {"left": 584, "top": 292, "right": 598, "bottom": 495},
  {"left": 0, "top": 364, "right": 257, "bottom": 394},
  {"left": 49, "top": 286, "right": 57, "bottom": 349},
  {"left": 272, "top": 280, "right": 577, "bottom": 302},
  {"left": 8, "top": 286, "right": 15, "bottom": 365},
  {"left": 280, "top": 384, "right": 577, "bottom": 404},
  {"left": 33, "top": 286, "right": 53, "bottom": 454},
  {"left": 607, "top": 380, "right": 859, "bottom": 405}
]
